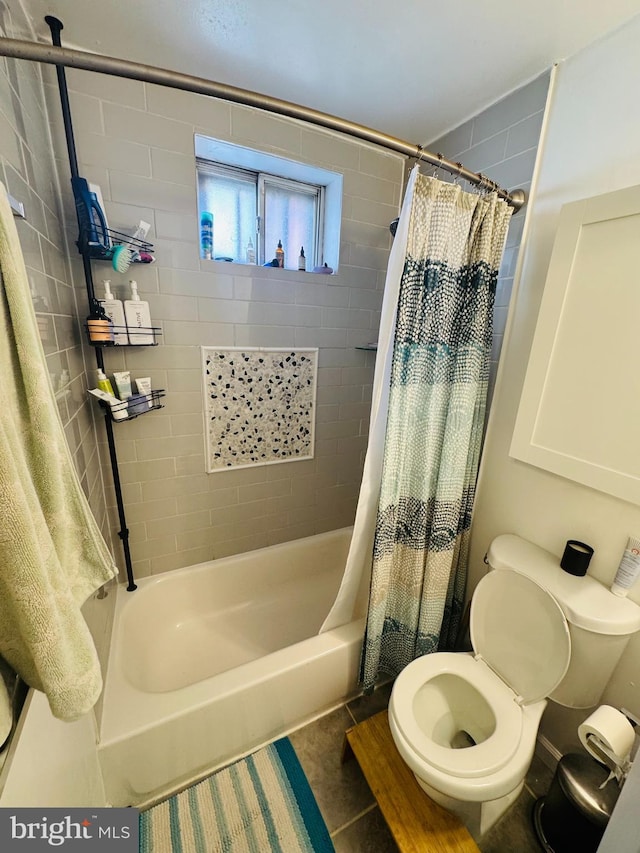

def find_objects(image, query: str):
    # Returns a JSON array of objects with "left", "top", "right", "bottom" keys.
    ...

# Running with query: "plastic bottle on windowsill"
[{"left": 200, "top": 211, "right": 213, "bottom": 260}]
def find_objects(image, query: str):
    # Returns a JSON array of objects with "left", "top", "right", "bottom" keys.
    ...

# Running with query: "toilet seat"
[
  {"left": 390, "top": 653, "right": 523, "bottom": 778},
  {"left": 390, "top": 569, "right": 571, "bottom": 781},
  {"left": 470, "top": 569, "right": 571, "bottom": 703}
]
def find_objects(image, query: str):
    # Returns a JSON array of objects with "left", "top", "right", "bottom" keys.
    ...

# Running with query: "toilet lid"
[{"left": 471, "top": 570, "right": 571, "bottom": 704}]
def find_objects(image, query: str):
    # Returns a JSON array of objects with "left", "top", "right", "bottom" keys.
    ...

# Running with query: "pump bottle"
[
  {"left": 124, "top": 280, "right": 154, "bottom": 345},
  {"left": 99, "top": 280, "right": 128, "bottom": 345}
]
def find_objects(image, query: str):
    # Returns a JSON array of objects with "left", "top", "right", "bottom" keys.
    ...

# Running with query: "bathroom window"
[{"left": 195, "top": 135, "right": 342, "bottom": 271}]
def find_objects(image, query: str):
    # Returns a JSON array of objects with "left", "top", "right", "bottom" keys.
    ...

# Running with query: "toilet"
[{"left": 388, "top": 534, "right": 640, "bottom": 839}]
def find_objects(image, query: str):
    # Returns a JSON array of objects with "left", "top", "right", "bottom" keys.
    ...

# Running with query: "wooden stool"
[{"left": 343, "top": 710, "right": 479, "bottom": 853}]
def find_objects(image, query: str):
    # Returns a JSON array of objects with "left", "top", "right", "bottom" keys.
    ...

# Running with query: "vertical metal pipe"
[
  {"left": 45, "top": 17, "right": 98, "bottom": 307},
  {"left": 44, "top": 16, "right": 136, "bottom": 591},
  {"left": 44, "top": 17, "right": 79, "bottom": 178},
  {"left": 102, "top": 411, "right": 137, "bottom": 591}
]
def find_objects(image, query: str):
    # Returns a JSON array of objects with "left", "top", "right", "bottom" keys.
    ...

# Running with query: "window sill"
[{"left": 200, "top": 257, "right": 338, "bottom": 278}]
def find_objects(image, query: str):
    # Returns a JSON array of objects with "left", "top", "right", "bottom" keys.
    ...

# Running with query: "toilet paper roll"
[{"left": 578, "top": 705, "right": 635, "bottom": 764}]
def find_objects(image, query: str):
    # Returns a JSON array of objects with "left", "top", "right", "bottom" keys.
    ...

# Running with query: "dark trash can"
[{"left": 533, "top": 753, "right": 621, "bottom": 853}]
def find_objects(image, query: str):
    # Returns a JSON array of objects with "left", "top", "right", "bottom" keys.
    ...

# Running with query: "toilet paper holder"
[
  {"left": 584, "top": 707, "right": 639, "bottom": 786},
  {"left": 620, "top": 706, "right": 640, "bottom": 728},
  {"left": 585, "top": 735, "right": 629, "bottom": 780}
]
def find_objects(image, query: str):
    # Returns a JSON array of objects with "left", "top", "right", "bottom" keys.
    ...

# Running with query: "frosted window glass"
[
  {"left": 263, "top": 183, "right": 317, "bottom": 269},
  {"left": 197, "top": 160, "right": 325, "bottom": 268},
  {"left": 195, "top": 136, "right": 342, "bottom": 271},
  {"left": 198, "top": 172, "right": 256, "bottom": 263}
]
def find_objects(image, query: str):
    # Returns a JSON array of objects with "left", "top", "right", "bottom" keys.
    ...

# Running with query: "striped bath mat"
[{"left": 140, "top": 738, "right": 334, "bottom": 852}]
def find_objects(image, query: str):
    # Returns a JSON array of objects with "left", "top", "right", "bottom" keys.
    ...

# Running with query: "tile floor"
[{"left": 289, "top": 683, "right": 553, "bottom": 852}]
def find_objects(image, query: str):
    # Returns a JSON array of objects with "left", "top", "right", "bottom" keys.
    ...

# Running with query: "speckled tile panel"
[{"left": 203, "top": 347, "right": 317, "bottom": 471}]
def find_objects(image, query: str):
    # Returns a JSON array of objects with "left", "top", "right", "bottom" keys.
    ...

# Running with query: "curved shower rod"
[{"left": 0, "top": 35, "right": 526, "bottom": 211}]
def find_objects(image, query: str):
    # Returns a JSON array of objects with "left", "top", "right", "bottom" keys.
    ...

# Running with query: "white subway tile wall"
[
  {"left": 426, "top": 71, "right": 550, "bottom": 404},
  {"left": 0, "top": 7, "right": 115, "bottom": 712},
  {"left": 48, "top": 67, "right": 404, "bottom": 579},
  {"left": 2, "top": 6, "right": 549, "bottom": 603}
]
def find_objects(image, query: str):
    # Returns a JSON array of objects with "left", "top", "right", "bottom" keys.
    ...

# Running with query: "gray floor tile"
[
  {"left": 478, "top": 790, "right": 542, "bottom": 853},
  {"left": 347, "top": 681, "right": 394, "bottom": 724},
  {"left": 293, "top": 695, "right": 550, "bottom": 851},
  {"left": 525, "top": 754, "right": 555, "bottom": 800},
  {"left": 332, "top": 806, "right": 398, "bottom": 853},
  {"left": 289, "top": 706, "right": 375, "bottom": 833}
]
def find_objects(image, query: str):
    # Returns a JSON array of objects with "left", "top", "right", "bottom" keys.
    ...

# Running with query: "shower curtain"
[
  {"left": 0, "top": 183, "right": 117, "bottom": 721},
  {"left": 322, "top": 166, "right": 512, "bottom": 690}
]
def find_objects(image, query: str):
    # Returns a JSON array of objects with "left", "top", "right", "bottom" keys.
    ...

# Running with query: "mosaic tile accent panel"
[{"left": 202, "top": 347, "right": 318, "bottom": 471}]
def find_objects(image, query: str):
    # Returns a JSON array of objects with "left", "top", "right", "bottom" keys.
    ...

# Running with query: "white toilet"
[{"left": 388, "top": 534, "right": 640, "bottom": 839}]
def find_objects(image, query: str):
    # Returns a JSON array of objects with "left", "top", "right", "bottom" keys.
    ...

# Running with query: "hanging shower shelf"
[
  {"left": 79, "top": 226, "right": 155, "bottom": 265},
  {"left": 90, "top": 389, "right": 165, "bottom": 423},
  {"left": 84, "top": 323, "right": 162, "bottom": 347}
]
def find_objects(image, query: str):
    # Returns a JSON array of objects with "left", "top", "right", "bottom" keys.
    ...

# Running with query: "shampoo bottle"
[
  {"left": 276, "top": 240, "right": 285, "bottom": 268},
  {"left": 99, "top": 280, "right": 128, "bottom": 345},
  {"left": 611, "top": 535, "right": 640, "bottom": 597},
  {"left": 124, "top": 280, "right": 154, "bottom": 345},
  {"left": 298, "top": 246, "right": 306, "bottom": 271},
  {"left": 246, "top": 238, "right": 256, "bottom": 265},
  {"left": 96, "top": 368, "right": 115, "bottom": 396}
]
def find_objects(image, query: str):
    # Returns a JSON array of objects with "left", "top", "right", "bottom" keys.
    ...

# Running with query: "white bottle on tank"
[{"left": 611, "top": 536, "right": 640, "bottom": 597}]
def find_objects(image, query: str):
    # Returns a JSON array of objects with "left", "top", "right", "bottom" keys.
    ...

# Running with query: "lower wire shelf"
[
  {"left": 91, "top": 389, "right": 165, "bottom": 422},
  {"left": 85, "top": 323, "right": 162, "bottom": 347}
]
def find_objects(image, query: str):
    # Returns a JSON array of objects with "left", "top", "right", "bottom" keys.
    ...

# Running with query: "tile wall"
[
  {"left": 0, "top": 6, "right": 115, "bottom": 698},
  {"left": 48, "top": 68, "right": 405, "bottom": 578},
  {"left": 426, "top": 71, "right": 550, "bottom": 403},
  {"left": 0, "top": 10, "right": 550, "bottom": 674}
]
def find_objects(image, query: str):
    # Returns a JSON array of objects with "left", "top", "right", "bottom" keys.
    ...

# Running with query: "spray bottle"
[{"left": 200, "top": 212, "right": 213, "bottom": 260}]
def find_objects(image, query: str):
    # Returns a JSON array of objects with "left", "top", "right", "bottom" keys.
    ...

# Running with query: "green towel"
[
  {"left": 0, "top": 183, "right": 117, "bottom": 721},
  {"left": 0, "top": 675, "right": 11, "bottom": 747}
]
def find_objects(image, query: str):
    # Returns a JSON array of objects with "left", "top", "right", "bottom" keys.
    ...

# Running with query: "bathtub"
[{"left": 98, "top": 527, "right": 365, "bottom": 807}]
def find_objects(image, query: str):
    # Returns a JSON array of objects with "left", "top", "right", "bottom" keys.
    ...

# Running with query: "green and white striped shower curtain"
[{"left": 358, "top": 168, "right": 512, "bottom": 689}]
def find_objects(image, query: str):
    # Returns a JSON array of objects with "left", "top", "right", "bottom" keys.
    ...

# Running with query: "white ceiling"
[{"left": 20, "top": 0, "right": 640, "bottom": 145}]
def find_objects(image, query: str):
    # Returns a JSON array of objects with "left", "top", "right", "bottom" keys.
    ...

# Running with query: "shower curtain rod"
[{"left": 0, "top": 36, "right": 526, "bottom": 211}]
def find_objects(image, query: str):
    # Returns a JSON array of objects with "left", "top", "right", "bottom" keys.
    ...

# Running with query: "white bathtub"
[{"left": 98, "top": 527, "right": 365, "bottom": 807}]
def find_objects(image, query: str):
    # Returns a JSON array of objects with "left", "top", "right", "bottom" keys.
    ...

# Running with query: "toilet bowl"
[{"left": 388, "top": 534, "right": 640, "bottom": 839}]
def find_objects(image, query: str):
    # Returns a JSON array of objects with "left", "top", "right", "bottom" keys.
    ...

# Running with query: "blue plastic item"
[
  {"left": 200, "top": 212, "right": 213, "bottom": 259},
  {"left": 72, "top": 176, "right": 109, "bottom": 251}
]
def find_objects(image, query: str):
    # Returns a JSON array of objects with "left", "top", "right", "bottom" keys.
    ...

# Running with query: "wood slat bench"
[{"left": 343, "top": 710, "right": 480, "bottom": 853}]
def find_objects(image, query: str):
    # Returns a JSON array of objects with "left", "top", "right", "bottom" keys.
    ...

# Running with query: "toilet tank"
[{"left": 485, "top": 535, "right": 640, "bottom": 709}]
